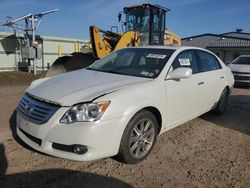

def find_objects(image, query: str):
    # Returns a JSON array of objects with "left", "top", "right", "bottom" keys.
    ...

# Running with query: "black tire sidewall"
[
  {"left": 117, "top": 110, "right": 158, "bottom": 164},
  {"left": 213, "top": 88, "right": 229, "bottom": 115},
  {"left": 219, "top": 89, "right": 228, "bottom": 111}
]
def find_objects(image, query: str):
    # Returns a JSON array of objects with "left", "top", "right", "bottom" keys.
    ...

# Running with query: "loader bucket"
[{"left": 45, "top": 52, "right": 98, "bottom": 77}]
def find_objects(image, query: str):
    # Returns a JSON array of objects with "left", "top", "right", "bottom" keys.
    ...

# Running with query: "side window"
[
  {"left": 197, "top": 50, "right": 221, "bottom": 72},
  {"left": 170, "top": 50, "right": 199, "bottom": 74}
]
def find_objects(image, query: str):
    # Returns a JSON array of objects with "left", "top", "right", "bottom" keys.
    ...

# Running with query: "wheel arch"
[
  {"left": 141, "top": 106, "right": 162, "bottom": 135},
  {"left": 225, "top": 85, "right": 231, "bottom": 94}
]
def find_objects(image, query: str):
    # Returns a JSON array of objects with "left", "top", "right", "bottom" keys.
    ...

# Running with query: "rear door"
[{"left": 196, "top": 50, "right": 225, "bottom": 109}]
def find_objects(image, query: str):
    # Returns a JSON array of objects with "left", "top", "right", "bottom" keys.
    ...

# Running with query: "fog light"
[{"left": 73, "top": 145, "right": 88, "bottom": 155}]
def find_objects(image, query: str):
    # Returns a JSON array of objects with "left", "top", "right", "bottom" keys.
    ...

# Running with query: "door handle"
[
  {"left": 220, "top": 76, "right": 224, "bottom": 79},
  {"left": 198, "top": 82, "right": 204, "bottom": 85}
]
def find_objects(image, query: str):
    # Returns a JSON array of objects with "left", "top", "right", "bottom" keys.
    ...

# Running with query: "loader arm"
[
  {"left": 90, "top": 25, "right": 140, "bottom": 59},
  {"left": 46, "top": 3, "right": 178, "bottom": 78}
]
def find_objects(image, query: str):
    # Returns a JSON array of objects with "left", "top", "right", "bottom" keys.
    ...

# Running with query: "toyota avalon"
[{"left": 16, "top": 46, "right": 234, "bottom": 164}]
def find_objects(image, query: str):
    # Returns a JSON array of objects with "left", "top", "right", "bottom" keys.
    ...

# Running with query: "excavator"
[{"left": 46, "top": 4, "right": 180, "bottom": 77}]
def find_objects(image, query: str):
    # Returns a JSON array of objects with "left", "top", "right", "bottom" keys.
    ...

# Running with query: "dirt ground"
[{"left": 0, "top": 73, "right": 249, "bottom": 188}]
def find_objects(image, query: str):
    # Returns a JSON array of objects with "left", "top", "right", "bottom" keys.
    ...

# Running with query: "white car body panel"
[
  {"left": 164, "top": 73, "right": 204, "bottom": 127},
  {"left": 27, "top": 69, "right": 150, "bottom": 106},
  {"left": 198, "top": 69, "right": 225, "bottom": 107},
  {"left": 16, "top": 46, "right": 234, "bottom": 161},
  {"left": 16, "top": 111, "right": 130, "bottom": 160},
  {"left": 230, "top": 64, "right": 250, "bottom": 73}
]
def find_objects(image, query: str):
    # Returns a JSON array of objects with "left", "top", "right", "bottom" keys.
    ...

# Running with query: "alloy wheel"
[{"left": 129, "top": 118, "right": 156, "bottom": 159}]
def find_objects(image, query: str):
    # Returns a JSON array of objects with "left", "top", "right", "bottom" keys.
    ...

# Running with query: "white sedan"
[
  {"left": 229, "top": 55, "right": 250, "bottom": 86},
  {"left": 16, "top": 46, "right": 234, "bottom": 164}
]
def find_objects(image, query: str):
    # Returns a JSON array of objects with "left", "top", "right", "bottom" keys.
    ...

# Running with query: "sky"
[{"left": 0, "top": 0, "right": 249, "bottom": 40}]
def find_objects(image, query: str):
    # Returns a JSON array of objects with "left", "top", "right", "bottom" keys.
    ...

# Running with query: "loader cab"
[{"left": 123, "top": 4, "right": 169, "bottom": 46}]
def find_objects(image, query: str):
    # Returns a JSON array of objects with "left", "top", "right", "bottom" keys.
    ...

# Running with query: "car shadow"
[
  {"left": 9, "top": 110, "right": 17, "bottom": 139},
  {"left": 201, "top": 95, "right": 250, "bottom": 135},
  {"left": 0, "top": 144, "right": 132, "bottom": 188},
  {"left": 234, "top": 84, "right": 250, "bottom": 89}
]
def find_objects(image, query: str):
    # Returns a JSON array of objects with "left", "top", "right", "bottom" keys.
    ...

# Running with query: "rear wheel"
[
  {"left": 116, "top": 110, "right": 158, "bottom": 164},
  {"left": 212, "top": 88, "right": 229, "bottom": 115}
]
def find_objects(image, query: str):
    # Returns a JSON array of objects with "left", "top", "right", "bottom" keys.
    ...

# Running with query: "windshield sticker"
[
  {"left": 179, "top": 58, "right": 191, "bottom": 66},
  {"left": 140, "top": 71, "right": 149, "bottom": 76},
  {"left": 146, "top": 54, "right": 167, "bottom": 59},
  {"left": 148, "top": 73, "right": 155, "bottom": 77}
]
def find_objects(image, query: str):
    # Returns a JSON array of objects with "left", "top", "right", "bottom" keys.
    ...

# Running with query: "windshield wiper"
[
  {"left": 106, "top": 70, "right": 121, "bottom": 74},
  {"left": 86, "top": 68, "right": 145, "bottom": 78},
  {"left": 85, "top": 67, "right": 121, "bottom": 74},
  {"left": 85, "top": 67, "right": 97, "bottom": 70}
]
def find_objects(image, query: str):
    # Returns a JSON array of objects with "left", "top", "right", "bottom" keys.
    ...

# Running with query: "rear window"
[{"left": 197, "top": 50, "right": 221, "bottom": 72}]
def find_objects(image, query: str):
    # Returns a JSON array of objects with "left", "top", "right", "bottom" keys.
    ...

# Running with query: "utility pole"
[
  {"left": 31, "top": 14, "right": 37, "bottom": 75},
  {"left": 0, "top": 9, "right": 59, "bottom": 75}
]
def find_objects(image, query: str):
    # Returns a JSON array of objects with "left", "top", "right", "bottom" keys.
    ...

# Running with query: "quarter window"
[
  {"left": 197, "top": 51, "right": 221, "bottom": 72},
  {"left": 170, "top": 50, "right": 199, "bottom": 74}
]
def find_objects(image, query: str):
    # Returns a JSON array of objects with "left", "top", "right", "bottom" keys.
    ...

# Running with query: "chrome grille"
[
  {"left": 234, "top": 75, "right": 250, "bottom": 81},
  {"left": 232, "top": 71, "right": 250, "bottom": 75},
  {"left": 17, "top": 94, "right": 60, "bottom": 125}
]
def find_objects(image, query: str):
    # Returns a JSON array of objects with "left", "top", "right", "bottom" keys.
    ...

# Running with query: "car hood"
[
  {"left": 230, "top": 64, "right": 250, "bottom": 73},
  {"left": 27, "top": 69, "right": 150, "bottom": 106}
]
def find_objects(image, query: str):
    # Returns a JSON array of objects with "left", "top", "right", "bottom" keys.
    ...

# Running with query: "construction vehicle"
[{"left": 46, "top": 4, "right": 180, "bottom": 77}]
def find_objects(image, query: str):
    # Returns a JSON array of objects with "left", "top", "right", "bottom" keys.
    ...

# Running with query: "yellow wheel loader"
[{"left": 46, "top": 4, "right": 180, "bottom": 77}]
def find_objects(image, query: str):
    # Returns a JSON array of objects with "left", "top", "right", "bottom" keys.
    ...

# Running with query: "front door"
[{"left": 164, "top": 50, "right": 203, "bottom": 128}]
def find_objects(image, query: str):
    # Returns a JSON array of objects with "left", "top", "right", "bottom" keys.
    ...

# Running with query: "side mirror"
[
  {"left": 166, "top": 67, "right": 192, "bottom": 80},
  {"left": 118, "top": 13, "right": 122, "bottom": 22}
]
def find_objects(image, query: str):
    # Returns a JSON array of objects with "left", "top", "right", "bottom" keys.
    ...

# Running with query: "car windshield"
[
  {"left": 232, "top": 56, "right": 250, "bottom": 65},
  {"left": 87, "top": 48, "right": 174, "bottom": 78}
]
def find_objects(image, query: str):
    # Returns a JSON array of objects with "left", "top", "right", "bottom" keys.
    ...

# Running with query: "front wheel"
[
  {"left": 116, "top": 110, "right": 158, "bottom": 164},
  {"left": 212, "top": 88, "right": 229, "bottom": 115}
]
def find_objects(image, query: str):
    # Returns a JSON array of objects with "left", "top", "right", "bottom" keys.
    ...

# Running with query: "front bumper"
[
  {"left": 16, "top": 108, "right": 130, "bottom": 161},
  {"left": 233, "top": 73, "right": 250, "bottom": 85}
]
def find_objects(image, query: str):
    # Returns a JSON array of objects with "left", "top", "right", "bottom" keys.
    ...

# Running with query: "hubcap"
[{"left": 129, "top": 119, "right": 155, "bottom": 159}]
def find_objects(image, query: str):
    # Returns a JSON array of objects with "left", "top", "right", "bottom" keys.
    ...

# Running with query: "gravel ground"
[{"left": 0, "top": 84, "right": 249, "bottom": 188}]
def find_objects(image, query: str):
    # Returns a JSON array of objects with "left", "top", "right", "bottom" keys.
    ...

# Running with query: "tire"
[
  {"left": 212, "top": 88, "right": 229, "bottom": 115},
  {"left": 116, "top": 110, "right": 158, "bottom": 164}
]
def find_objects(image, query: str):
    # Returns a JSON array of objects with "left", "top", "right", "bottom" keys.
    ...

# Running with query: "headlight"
[{"left": 60, "top": 101, "right": 110, "bottom": 124}]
